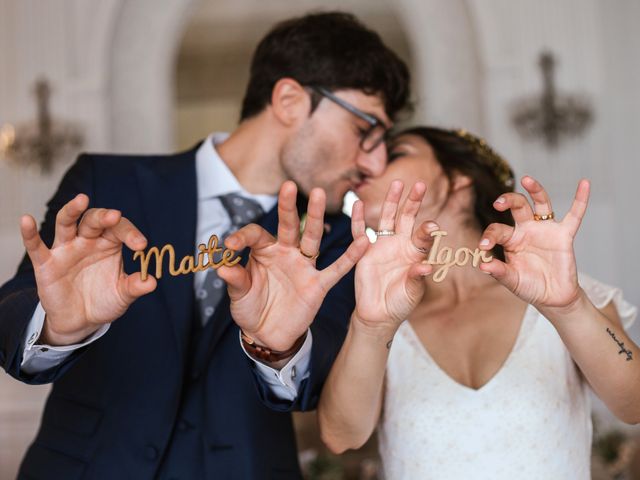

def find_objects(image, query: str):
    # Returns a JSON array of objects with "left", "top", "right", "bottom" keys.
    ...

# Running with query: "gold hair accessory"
[{"left": 453, "top": 129, "right": 515, "bottom": 188}]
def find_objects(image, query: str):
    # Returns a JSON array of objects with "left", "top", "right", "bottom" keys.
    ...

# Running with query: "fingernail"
[
  {"left": 482, "top": 270, "right": 493, "bottom": 275},
  {"left": 426, "top": 222, "right": 439, "bottom": 231},
  {"left": 480, "top": 238, "right": 490, "bottom": 246},
  {"left": 494, "top": 197, "right": 505, "bottom": 204}
]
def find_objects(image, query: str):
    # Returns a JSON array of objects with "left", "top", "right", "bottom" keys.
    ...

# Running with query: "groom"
[{"left": 0, "top": 11, "right": 410, "bottom": 479}]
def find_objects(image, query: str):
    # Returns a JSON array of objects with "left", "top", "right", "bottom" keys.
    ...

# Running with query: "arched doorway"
[{"left": 107, "top": 0, "right": 484, "bottom": 153}]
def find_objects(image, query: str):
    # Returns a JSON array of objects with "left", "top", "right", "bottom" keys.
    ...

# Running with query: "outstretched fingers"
[
  {"left": 396, "top": 182, "right": 427, "bottom": 235},
  {"left": 350, "top": 200, "right": 367, "bottom": 241},
  {"left": 20, "top": 215, "right": 50, "bottom": 266},
  {"left": 377, "top": 180, "right": 404, "bottom": 232},
  {"left": 319, "top": 234, "right": 370, "bottom": 291},
  {"left": 521, "top": 176, "right": 553, "bottom": 217},
  {"left": 563, "top": 179, "right": 590, "bottom": 236},
  {"left": 276, "top": 181, "right": 301, "bottom": 247},
  {"left": 52, "top": 194, "right": 89, "bottom": 247},
  {"left": 299, "top": 188, "right": 326, "bottom": 260}
]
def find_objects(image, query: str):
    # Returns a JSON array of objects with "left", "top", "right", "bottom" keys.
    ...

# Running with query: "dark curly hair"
[
  {"left": 240, "top": 11, "right": 411, "bottom": 122},
  {"left": 394, "top": 127, "right": 516, "bottom": 261}
]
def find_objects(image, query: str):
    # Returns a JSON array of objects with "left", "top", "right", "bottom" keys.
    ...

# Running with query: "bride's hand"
[
  {"left": 352, "top": 180, "right": 438, "bottom": 331},
  {"left": 479, "top": 176, "right": 590, "bottom": 311}
]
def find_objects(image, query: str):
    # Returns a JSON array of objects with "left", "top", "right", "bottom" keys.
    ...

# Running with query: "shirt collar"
[{"left": 196, "top": 132, "right": 277, "bottom": 213}]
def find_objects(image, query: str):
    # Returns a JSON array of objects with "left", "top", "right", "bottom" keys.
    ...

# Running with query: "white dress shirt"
[{"left": 20, "top": 133, "right": 312, "bottom": 401}]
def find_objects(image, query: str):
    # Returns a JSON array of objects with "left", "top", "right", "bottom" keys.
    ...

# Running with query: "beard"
[{"left": 280, "top": 126, "right": 351, "bottom": 214}]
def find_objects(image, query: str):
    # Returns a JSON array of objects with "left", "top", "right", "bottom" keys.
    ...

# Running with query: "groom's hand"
[
  {"left": 21, "top": 194, "right": 156, "bottom": 346},
  {"left": 217, "top": 181, "right": 370, "bottom": 352}
]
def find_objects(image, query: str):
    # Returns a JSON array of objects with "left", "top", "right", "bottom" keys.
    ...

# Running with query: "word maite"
[{"left": 133, "top": 234, "right": 240, "bottom": 281}]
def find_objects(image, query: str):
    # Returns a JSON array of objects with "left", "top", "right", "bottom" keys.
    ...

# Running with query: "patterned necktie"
[{"left": 196, "top": 193, "right": 264, "bottom": 326}]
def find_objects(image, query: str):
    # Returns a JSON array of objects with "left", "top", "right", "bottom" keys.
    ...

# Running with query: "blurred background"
[{"left": 1, "top": 0, "right": 639, "bottom": 478}]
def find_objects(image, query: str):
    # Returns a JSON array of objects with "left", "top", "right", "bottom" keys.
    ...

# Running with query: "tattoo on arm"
[{"left": 606, "top": 327, "right": 633, "bottom": 361}]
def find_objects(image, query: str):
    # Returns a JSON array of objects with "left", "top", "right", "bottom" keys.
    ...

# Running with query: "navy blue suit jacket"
[{"left": 0, "top": 146, "right": 355, "bottom": 479}]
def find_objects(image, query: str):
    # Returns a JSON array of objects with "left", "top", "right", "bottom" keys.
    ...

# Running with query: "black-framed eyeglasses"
[{"left": 311, "top": 86, "right": 390, "bottom": 153}]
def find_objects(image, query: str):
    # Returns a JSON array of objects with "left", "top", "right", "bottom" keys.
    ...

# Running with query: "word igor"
[
  {"left": 133, "top": 235, "right": 240, "bottom": 281},
  {"left": 426, "top": 231, "right": 493, "bottom": 282}
]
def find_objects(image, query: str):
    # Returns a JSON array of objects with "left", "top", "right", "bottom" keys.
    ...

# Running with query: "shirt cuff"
[
  {"left": 239, "top": 329, "right": 313, "bottom": 401},
  {"left": 20, "top": 302, "right": 110, "bottom": 374}
]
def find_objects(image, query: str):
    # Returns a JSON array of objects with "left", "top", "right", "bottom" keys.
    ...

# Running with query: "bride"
[{"left": 317, "top": 127, "right": 638, "bottom": 479}]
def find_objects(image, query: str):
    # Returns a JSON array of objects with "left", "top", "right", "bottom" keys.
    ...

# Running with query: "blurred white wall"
[{"left": 1, "top": 0, "right": 639, "bottom": 478}]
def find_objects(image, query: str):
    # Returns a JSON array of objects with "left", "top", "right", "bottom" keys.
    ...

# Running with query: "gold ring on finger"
[
  {"left": 299, "top": 247, "right": 319, "bottom": 260},
  {"left": 533, "top": 211, "right": 555, "bottom": 221}
]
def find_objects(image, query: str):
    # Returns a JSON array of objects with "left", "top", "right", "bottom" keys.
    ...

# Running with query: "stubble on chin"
[
  {"left": 323, "top": 193, "right": 345, "bottom": 215},
  {"left": 281, "top": 131, "right": 353, "bottom": 215}
]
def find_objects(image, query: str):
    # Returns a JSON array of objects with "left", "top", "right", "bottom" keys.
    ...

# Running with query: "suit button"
[
  {"left": 177, "top": 420, "right": 189, "bottom": 431},
  {"left": 190, "top": 370, "right": 200, "bottom": 381},
  {"left": 144, "top": 445, "right": 158, "bottom": 460}
]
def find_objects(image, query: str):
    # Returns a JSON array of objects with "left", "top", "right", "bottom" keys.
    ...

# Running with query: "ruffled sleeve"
[{"left": 579, "top": 272, "right": 638, "bottom": 330}]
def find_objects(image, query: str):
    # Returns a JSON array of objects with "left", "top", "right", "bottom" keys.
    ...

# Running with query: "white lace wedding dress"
[{"left": 378, "top": 274, "right": 637, "bottom": 479}]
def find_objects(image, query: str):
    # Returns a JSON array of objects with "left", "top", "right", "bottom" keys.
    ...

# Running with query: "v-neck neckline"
[{"left": 402, "top": 303, "right": 535, "bottom": 394}]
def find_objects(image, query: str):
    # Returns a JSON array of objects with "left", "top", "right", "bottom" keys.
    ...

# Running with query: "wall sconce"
[
  {"left": 511, "top": 51, "right": 593, "bottom": 149},
  {"left": 1, "top": 78, "right": 83, "bottom": 174}
]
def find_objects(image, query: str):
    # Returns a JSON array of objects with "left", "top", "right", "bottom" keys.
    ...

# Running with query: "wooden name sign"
[
  {"left": 133, "top": 230, "right": 492, "bottom": 283},
  {"left": 426, "top": 231, "right": 493, "bottom": 283},
  {"left": 133, "top": 234, "right": 240, "bottom": 281}
]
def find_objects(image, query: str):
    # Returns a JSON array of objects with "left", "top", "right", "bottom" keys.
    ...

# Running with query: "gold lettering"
[
  {"left": 220, "top": 248, "right": 241, "bottom": 267},
  {"left": 425, "top": 230, "right": 493, "bottom": 282},
  {"left": 480, "top": 250, "right": 493, "bottom": 263},
  {"left": 427, "top": 230, "right": 447, "bottom": 264},
  {"left": 178, "top": 255, "right": 195, "bottom": 275},
  {"left": 194, "top": 244, "right": 209, "bottom": 272},
  {"left": 133, "top": 244, "right": 177, "bottom": 281},
  {"left": 454, "top": 247, "right": 471, "bottom": 267},
  {"left": 134, "top": 234, "right": 241, "bottom": 281},
  {"left": 207, "top": 235, "right": 224, "bottom": 264}
]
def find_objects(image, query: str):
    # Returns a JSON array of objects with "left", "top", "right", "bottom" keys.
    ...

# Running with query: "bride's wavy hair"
[{"left": 393, "top": 126, "right": 516, "bottom": 261}]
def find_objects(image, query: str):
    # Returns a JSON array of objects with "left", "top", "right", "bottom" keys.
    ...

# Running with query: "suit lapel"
[{"left": 134, "top": 148, "right": 198, "bottom": 363}]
